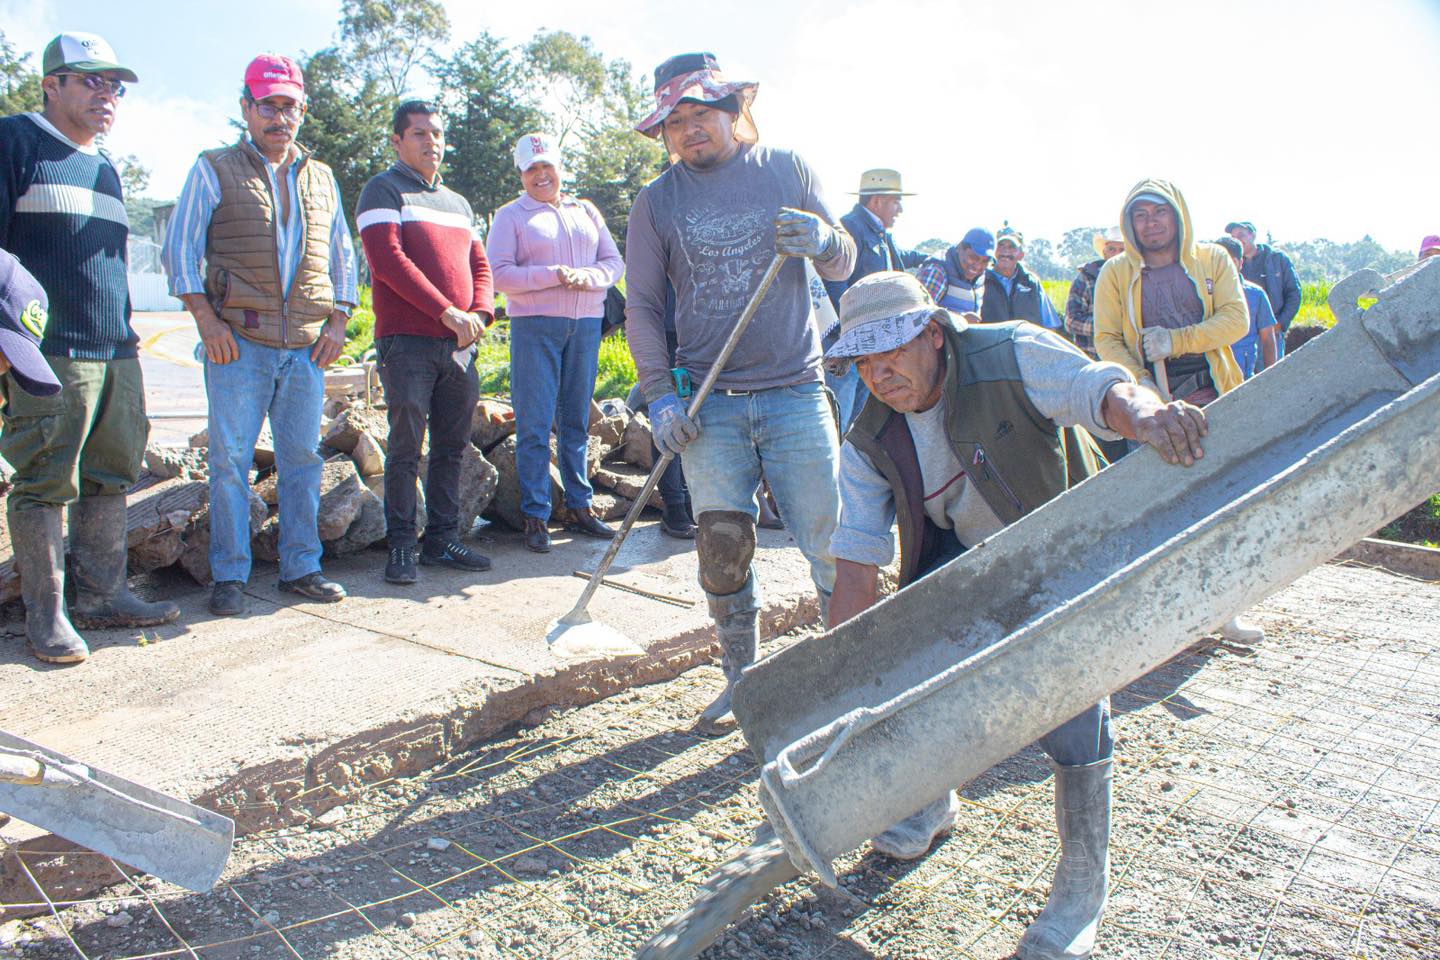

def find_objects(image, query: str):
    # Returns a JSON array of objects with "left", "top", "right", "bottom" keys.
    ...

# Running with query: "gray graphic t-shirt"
[{"left": 624, "top": 144, "right": 853, "bottom": 401}]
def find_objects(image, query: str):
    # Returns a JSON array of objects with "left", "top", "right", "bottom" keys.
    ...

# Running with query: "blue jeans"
[
  {"left": 681, "top": 380, "right": 840, "bottom": 608},
  {"left": 824, "top": 365, "right": 871, "bottom": 431},
  {"left": 509, "top": 316, "right": 602, "bottom": 520},
  {"left": 205, "top": 340, "right": 324, "bottom": 583}
]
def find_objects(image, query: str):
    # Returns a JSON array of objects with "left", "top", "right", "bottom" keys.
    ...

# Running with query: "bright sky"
[{"left": 5, "top": 0, "right": 1437, "bottom": 255}]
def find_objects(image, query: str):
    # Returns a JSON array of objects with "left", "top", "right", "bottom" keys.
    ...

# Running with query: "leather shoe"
[
  {"left": 660, "top": 507, "right": 697, "bottom": 539},
  {"left": 567, "top": 508, "right": 616, "bottom": 539},
  {"left": 210, "top": 580, "right": 246, "bottom": 616},
  {"left": 278, "top": 572, "right": 347, "bottom": 603},
  {"left": 524, "top": 517, "right": 551, "bottom": 553}
]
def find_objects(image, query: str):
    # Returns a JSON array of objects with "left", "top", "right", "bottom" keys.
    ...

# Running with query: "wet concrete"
[{"left": 0, "top": 516, "right": 822, "bottom": 910}]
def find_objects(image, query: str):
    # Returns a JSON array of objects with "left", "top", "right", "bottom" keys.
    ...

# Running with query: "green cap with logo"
[{"left": 41, "top": 32, "right": 138, "bottom": 83}]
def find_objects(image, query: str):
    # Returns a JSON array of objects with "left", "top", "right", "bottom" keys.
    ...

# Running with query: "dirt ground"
[{"left": 1, "top": 561, "right": 1436, "bottom": 960}]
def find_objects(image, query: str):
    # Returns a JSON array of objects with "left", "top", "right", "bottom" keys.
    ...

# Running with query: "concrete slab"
[{"left": 0, "top": 520, "right": 821, "bottom": 904}]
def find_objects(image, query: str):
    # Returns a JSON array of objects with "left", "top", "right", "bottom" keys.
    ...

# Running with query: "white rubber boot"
[
  {"left": 1017, "top": 758, "right": 1112, "bottom": 960},
  {"left": 1219, "top": 616, "right": 1265, "bottom": 644},
  {"left": 871, "top": 791, "right": 960, "bottom": 860}
]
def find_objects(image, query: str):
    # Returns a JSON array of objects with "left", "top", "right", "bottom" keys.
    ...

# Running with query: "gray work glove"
[
  {"left": 650, "top": 392, "right": 699, "bottom": 457},
  {"left": 774, "top": 207, "right": 840, "bottom": 261},
  {"left": 1141, "top": 326, "right": 1174, "bottom": 361}
]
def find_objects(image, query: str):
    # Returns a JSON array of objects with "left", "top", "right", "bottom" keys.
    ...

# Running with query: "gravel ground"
[{"left": 2, "top": 562, "right": 1437, "bottom": 959}]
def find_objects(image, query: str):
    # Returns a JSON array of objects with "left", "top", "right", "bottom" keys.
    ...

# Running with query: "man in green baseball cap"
[{"left": 41, "top": 31, "right": 138, "bottom": 83}]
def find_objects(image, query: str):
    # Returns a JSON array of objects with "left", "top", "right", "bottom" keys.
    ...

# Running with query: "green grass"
[{"left": 473, "top": 320, "right": 635, "bottom": 401}]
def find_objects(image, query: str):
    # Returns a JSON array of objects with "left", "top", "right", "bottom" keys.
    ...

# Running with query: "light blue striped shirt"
[{"left": 162, "top": 138, "right": 357, "bottom": 313}]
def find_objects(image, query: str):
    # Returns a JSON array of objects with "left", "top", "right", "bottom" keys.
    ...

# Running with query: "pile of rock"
[{"left": 0, "top": 396, "right": 660, "bottom": 599}]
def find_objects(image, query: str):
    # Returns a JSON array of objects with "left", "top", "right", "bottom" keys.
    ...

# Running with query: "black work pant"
[{"left": 376, "top": 334, "right": 480, "bottom": 547}]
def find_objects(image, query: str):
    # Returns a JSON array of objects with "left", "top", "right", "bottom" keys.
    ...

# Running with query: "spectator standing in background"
[
  {"left": 358, "top": 100, "right": 494, "bottom": 585},
  {"left": 1065, "top": 227, "right": 1126, "bottom": 360},
  {"left": 487, "top": 133, "right": 624, "bottom": 554},
  {"left": 1225, "top": 220, "right": 1299, "bottom": 359},
  {"left": 1214, "top": 235, "right": 1277, "bottom": 379},
  {"left": 981, "top": 223, "right": 1063, "bottom": 329},
  {"left": 915, "top": 228, "right": 993, "bottom": 316}
]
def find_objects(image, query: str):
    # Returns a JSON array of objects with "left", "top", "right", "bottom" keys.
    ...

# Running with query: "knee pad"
[{"left": 696, "top": 510, "right": 757, "bottom": 596}]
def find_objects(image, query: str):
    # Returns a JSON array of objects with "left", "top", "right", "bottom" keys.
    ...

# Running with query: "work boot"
[
  {"left": 566, "top": 507, "right": 616, "bottom": 539},
  {"left": 871, "top": 791, "right": 960, "bottom": 860},
  {"left": 385, "top": 545, "right": 418, "bottom": 584},
  {"left": 9, "top": 503, "right": 87, "bottom": 664},
  {"left": 1016, "top": 758, "right": 1113, "bottom": 960},
  {"left": 696, "top": 605, "right": 759, "bottom": 735},
  {"left": 278, "top": 572, "right": 347, "bottom": 603},
  {"left": 420, "top": 537, "right": 492, "bottom": 571},
  {"left": 524, "top": 517, "right": 551, "bottom": 553},
  {"left": 660, "top": 502, "right": 697, "bottom": 539},
  {"left": 69, "top": 494, "right": 180, "bottom": 629},
  {"left": 1219, "top": 616, "right": 1265, "bottom": 644}
]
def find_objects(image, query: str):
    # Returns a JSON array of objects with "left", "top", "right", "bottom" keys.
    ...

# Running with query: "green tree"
[
  {"left": 0, "top": 31, "right": 41, "bottom": 116},
  {"left": 915, "top": 238, "right": 949, "bottom": 256},
  {"left": 1023, "top": 237, "right": 1067, "bottom": 281},
  {"left": 433, "top": 34, "right": 541, "bottom": 232},
  {"left": 339, "top": 0, "right": 450, "bottom": 99},
  {"left": 568, "top": 59, "right": 666, "bottom": 255},
  {"left": 522, "top": 30, "right": 606, "bottom": 150},
  {"left": 299, "top": 47, "right": 395, "bottom": 236},
  {"left": 1059, "top": 226, "right": 1108, "bottom": 269}
]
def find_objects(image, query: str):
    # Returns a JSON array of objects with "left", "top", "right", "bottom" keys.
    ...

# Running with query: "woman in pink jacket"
[{"left": 487, "top": 133, "right": 625, "bottom": 553}]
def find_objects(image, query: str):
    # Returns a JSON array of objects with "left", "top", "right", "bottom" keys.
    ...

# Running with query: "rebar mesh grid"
[{"left": 2, "top": 563, "right": 1436, "bottom": 959}]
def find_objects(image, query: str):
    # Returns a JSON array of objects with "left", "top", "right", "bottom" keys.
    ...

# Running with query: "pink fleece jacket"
[{"left": 485, "top": 192, "right": 624, "bottom": 319}]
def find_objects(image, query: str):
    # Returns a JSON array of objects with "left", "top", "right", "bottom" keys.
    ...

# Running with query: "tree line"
[{"left": 0, "top": 9, "right": 1414, "bottom": 280}]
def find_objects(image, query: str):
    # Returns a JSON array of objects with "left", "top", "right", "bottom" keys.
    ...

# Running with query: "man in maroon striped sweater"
[{"left": 357, "top": 100, "right": 494, "bottom": 585}]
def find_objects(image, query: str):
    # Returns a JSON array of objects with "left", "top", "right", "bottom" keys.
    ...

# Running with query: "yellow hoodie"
[{"left": 1093, "top": 178, "right": 1246, "bottom": 396}]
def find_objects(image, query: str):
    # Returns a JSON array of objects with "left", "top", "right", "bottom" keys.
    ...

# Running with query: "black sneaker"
[
  {"left": 420, "top": 538, "right": 492, "bottom": 571},
  {"left": 385, "top": 545, "right": 418, "bottom": 584}
]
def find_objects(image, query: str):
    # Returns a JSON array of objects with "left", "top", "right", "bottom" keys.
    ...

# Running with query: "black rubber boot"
[
  {"left": 1016, "top": 758, "right": 1113, "bottom": 959},
  {"left": 69, "top": 494, "right": 180, "bottom": 629},
  {"left": 9, "top": 502, "right": 87, "bottom": 664}
]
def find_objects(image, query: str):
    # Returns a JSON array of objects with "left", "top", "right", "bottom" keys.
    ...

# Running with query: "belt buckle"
[{"left": 719, "top": 387, "right": 752, "bottom": 397}]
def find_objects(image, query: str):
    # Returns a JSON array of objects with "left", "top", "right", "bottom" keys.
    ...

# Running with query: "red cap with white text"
[{"left": 244, "top": 54, "right": 305, "bottom": 101}]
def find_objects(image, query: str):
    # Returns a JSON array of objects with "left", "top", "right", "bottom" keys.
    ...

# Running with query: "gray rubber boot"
[
  {"left": 871, "top": 791, "right": 960, "bottom": 859},
  {"left": 9, "top": 502, "right": 87, "bottom": 664},
  {"left": 69, "top": 494, "right": 180, "bottom": 629},
  {"left": 1017, "top": 758, "right": 1113, "bottom": 960},
  {"left": 695, "top": 611, "right": 759, "bottom": 734}
]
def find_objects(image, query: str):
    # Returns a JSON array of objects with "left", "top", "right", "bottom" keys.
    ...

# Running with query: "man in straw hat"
[
  {"left": 822, "top": 168, "right": 927, "bottom": 426},
  {"left": 626, "top": 52, "right": 856, "bottom": 734},
  {"left": 1064, "top": 227, "right": 1126, "bottom": 361},
  {"left": 824, "top": 270, "right": 1208, "bottom": 959}
]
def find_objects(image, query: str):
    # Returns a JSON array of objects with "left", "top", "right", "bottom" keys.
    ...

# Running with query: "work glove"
[
  {"left": 1141, "top": 326, "right": 1174, "bottom": 362},
  {"left": 774, "top": 207, "right": 840, "bottom": 261},
  {"left": 650, "top": 392, "right": 699, "bottom": 457}
]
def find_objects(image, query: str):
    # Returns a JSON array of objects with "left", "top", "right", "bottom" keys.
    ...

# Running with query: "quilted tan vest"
[{"left": 202, "top": 142, "right": 336, "bottom": 347}]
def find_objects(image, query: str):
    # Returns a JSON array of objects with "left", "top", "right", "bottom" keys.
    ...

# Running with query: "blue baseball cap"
[
  {"left": 961, "top": 227, "right": 995, "bottom": 257},
  {"left": 0, "top": 250, "right": 62, "bottom": 398}
]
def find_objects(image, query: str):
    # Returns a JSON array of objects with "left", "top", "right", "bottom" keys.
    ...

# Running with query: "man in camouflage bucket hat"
[
  {"left": 625, "top": 52, "right": 857, "bottom": 734},
  {"left": 826, "top": 270, "right": 1210, "bottom": 960}
]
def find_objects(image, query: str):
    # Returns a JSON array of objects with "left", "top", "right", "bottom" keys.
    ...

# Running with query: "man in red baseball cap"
[{"left": 162, "top": 53, "right": 358, "bottom": 617}]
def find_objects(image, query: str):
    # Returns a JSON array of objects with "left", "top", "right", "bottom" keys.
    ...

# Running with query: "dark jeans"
[{"left": 376, "top": 334, "right": 480, "bottom": 547}]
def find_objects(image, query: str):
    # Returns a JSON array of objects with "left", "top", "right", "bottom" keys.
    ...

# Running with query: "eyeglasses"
[
  {"left": 250, "top": 101, "right": 304, "bottom": 122},
  {"left": 56, "top": 72, "right": 126, "bottom": 98}
]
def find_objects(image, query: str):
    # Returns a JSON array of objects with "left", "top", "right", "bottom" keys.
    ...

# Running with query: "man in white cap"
[
  {"left": 625, "top": 52, "right": 856, "bottom": 734},
  {"left": 0, "top": 32, "right": 179, "bottom": 665},
  {"left": 822, "top": 168, "right": 927, "bottom": 426},
  {"left": 1064, "top": 227, "right": 1126, "bottom": 361},
  {"left": 982, "top": 223, "right": 1064, "bottom": 330},
  {"left": 825, "top": 270, "right": 1207, "bottom": 960}
]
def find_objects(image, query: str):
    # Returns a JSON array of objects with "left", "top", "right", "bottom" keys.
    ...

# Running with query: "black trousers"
[{"left": 376, "top": 334, "right": 480, "bottom": 547}]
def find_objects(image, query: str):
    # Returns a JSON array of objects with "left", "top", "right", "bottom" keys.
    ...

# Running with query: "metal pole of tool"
[{"left": 558, "top": 253, "right": 789, "bottom": 627}]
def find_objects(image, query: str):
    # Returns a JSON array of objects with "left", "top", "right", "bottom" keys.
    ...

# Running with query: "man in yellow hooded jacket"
[
  {"left": 1094, "top": 178, "right": 1246, "bottom": 402},
  {"left": 1095, "top": 178, "right": 1265, "bottom": 644}
]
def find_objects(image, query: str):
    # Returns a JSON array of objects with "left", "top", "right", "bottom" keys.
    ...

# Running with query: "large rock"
[
  {"left": 484, "top": 435, "right": 563, "bottom": 531},
  {"left": 619, "top": 414, "right": 655, "bottom": 471},
  {"left": 325, "top": 487, "right": 386, "bottom": 556},
  {"left": 179, "top": 491, "right": 268, "bottom": 586},
  {"left": 471, "top": 399, "right": 516, "bottom": 453},
  {"left": 591, "top": 410, "right": 630, "bottom": 456},
  {"left": 252, "top": 423, "right": 276, "bottom": 471},
  {"left": 591, "top": 463, "right": 663, "bottom": 510},
  {"left": 124, "top": 478, "right": 208, "bottom": 572},
  {"left": 458, "top": 445, "right": 499, "bottom": 532},
  {"left": 350, "top": 431, "right": 385, "bottom": 478},
  {"left": 316, "top": 460, "right": 368, "bottom": 541},
  {"left": 143, "top": 443, "right": 208, "bottom": 481},
  {"left": 322, "top": 402, "right": 390, "bottom": 454}
]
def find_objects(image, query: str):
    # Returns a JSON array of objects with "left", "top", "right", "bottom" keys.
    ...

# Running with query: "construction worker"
[
  {"left": 825, "top": 270, "right": 1209, "bottom": 960},
  {"left": 163, "top": 54, "right": 358, "bottom": 617},
  {"left": 982, "top": 224, "right": 1064, "bottom": 329},
  {"left": 915, "top": 227, "right": 992, "bottom": 315},
  {"left": 1, "top": 33, "right": 179, "bottom": 665},
  {"left": 823, "top": 168, "right": 927, "bottom": 427},
  {"left": 625, "top": 52, "right": 856, "bottom": 734}
]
